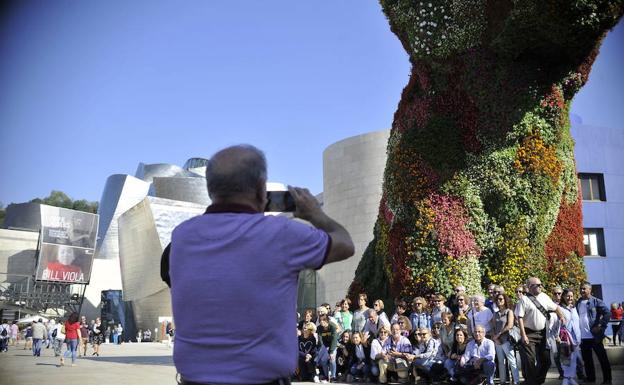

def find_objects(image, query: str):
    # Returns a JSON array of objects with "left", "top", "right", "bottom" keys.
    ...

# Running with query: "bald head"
[{"left": 206, "top": 145, "right": 267, "bottom": 201}]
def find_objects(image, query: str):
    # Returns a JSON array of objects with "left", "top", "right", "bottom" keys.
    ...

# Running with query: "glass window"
[
  {"left": 583, "top": 228, "right": 606, "bottom": 257},
  {"left": 578, "top": 173, "right": 606, "bottom": 201}
]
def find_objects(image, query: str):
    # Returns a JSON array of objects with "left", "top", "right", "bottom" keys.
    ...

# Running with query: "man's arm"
[
  {"left": 289, "top": 186, "right": 355, "bottom": 264},
  {"left": 160, "top": 243, "right": 171, "bottom": 287},
  {"left": 596, "top": 298, "right": 611, "bottom": 330}
]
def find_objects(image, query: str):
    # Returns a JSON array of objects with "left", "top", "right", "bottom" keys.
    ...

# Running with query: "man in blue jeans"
[
  {"left": 31, "top": 318, "right": 47, "bottom": 357},
  {"left": 577, "top": 282, "right": 611, "bottom": 384}
]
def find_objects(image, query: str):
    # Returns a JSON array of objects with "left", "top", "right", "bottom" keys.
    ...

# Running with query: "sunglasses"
[
  {"left": 414, "top": 303, "right": 422, "bottom": 305},
  {"left": 516, "top": 290, "right": 524, "bottom": 293},
  {"left": 416, "top": 333, "right": 427, "bottom": 336},
  {"left": 554, "top": 292, "right": 563, "bottom": 295},
  {"left": 433, "top": 326, "right": 441, "bottom": 329},
  {"left": 454, "top": 289, "right": 462, "bottom": 292},
  {"left": 457, "top": 298, "right": 465, "bottom": 301},
  {"left": 531, "top": 283, "right": 543, "bottom": 287},
  {"left": 379, "top": 331, "right": 388, "bottom": 334},
  {"left": 398, "top": 321, "right": 404, "bottom": 324},
  {"left": 496, "top": 297, "right": 505, "bottom": 301}
]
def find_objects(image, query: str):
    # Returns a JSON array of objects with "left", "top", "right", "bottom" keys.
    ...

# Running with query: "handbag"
[{"left": 508, "top": 326, "right": 521, "bottom": 345}]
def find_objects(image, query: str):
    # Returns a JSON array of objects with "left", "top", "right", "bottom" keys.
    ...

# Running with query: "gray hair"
[{"left": 205, "top": 144, "right": 267, "bottom": 198}]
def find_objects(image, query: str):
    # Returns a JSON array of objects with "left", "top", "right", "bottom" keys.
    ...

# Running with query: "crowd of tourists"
[
  {"left": 295, "top": 279, "right": 618, "bottom": 385},
  {"left": 0, "top": 314, "right": 128, "bottom": 366}
]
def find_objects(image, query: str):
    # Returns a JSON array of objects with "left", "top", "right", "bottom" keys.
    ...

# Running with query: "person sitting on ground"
[
  {"left": 379, "top": 322, "right": 413, "bottom": 384},
  {"left": 336, "top": 330, "right": 352, "bottom": 381},
  {"left": 369, "top": 325, "right": 390, "bottom": 381},
  {"left": 408, "top": 326, "right": 443, "bottom": 382},
  {"left": 347, "top": 331, "right": 372, "bottom": 382},
  {"left": 458, "top": 325, "right": 496, "bottom": 385},
  {"left": 298, "top": 322, "right": 318, "bottom": 382},
  {"left": 444, "top": 327, "right": 469, "bottom": 383}
]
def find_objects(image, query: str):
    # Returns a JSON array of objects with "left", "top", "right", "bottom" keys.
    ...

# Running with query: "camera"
[{"left": 265, "top": 191, "right": 296, "bottom": 212}]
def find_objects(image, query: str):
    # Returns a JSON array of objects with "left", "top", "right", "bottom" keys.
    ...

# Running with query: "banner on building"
[{"left": 35, "top": 205, "right": 98, "bottom": 284}]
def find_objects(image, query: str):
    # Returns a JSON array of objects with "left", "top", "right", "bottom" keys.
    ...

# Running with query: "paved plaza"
[{"left": 0, "top": 341, "right": 621, "bottom": 385}]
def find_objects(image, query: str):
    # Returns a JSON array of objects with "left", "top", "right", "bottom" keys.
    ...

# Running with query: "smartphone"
[{"left": 265, "top": 191, "right": 296, "bottom": 212}]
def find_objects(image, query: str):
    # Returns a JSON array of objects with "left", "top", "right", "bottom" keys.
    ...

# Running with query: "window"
[
  {"left": 591, "top": 284, "right": 603, "bottom": 300},
  {"left": 578, "top": 173, "right": 606, "bottom": 201},
  {"left": 583, "top": 228, "right": 606, "bottom": 257}
]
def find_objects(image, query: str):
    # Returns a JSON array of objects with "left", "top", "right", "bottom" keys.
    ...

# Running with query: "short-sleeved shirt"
[
  {"left": 515, "top": 292, "right": 558, "bottom": 331},
  {"left": 64, "top": 321, "right": 81, "bottom": 340},
  {"left": 169, "top": 204, "right": 329, "bottom": 384}
]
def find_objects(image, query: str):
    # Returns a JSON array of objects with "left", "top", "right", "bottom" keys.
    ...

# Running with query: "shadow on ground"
[{"left": 79, "top": 355, "right": 174, "bottom": 366}]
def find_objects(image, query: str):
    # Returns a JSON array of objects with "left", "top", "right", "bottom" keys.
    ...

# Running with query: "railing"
[{"left": 0, "top": 272, "right": 85, "bottom": 315}]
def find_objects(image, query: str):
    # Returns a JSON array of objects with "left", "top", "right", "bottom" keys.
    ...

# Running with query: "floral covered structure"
[{"left": 350, "top": 1, "right": 624, "bottom": 304}]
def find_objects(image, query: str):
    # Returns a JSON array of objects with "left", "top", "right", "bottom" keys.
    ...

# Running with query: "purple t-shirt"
[{"left": 170, "top": 207, "right": 329, "bottom": 384}]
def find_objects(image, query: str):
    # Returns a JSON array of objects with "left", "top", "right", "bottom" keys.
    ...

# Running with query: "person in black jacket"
[
  {"left": 347, "top": 331, "right": 372, "bottom": 382},
  {"left": 298, "top": 322, "right": 318, "bottom": 381},
  {"left": 336, "top": 330, "right": 352, "bottom": 381},
  {"left": 317, "top": 315, "right": 339, "bottom": 382}
]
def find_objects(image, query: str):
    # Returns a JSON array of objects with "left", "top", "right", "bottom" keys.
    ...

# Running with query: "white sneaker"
[
  {"left": 320, "top": 381, "right": 329, "bottom": 384},
  {"left": 313, "top": 376, "right": 321, "bottom": 383}
]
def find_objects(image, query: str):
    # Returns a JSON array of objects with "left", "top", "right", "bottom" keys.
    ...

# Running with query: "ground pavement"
[{"left": 0, "top": 341, "right": 621, "bottom": 385}]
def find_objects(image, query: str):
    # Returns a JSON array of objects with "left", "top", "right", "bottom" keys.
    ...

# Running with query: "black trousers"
[
  {"left": 518, "top": 328, "right": 549, "bottom": 385},
  {"left": 580, "top": 338, "right": 611, "bottom": 382}
]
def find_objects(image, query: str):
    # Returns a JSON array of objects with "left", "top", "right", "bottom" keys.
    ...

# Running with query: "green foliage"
[{"left": 30, "top": 190, "right": 98, "bottom": 214}]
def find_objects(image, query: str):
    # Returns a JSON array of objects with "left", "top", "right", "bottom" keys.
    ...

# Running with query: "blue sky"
[{"left": 1, "top": 1, "right": 622, "bottom": 206}]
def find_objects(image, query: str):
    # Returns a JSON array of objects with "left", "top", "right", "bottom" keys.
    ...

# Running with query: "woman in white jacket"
[
  {"left": 557, "top": 288, "right": 581, "bottom": 385},
  {"left": 52, "top": 321, "right": 65, "bottom": 358}
]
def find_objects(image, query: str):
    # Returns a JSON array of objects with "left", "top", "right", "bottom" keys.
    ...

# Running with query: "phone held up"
[{"left": 265, "top": 191, "right": 296, "bottom": 212}]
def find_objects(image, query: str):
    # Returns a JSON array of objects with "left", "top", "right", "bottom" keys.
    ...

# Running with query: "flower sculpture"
[{"left": 350, "top": 1, "right": 623, "bottom": 303}]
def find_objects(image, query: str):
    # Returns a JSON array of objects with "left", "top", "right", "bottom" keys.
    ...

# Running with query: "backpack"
[
  {"left": 52, "top": 328, "right": 58, "bottom": 338},
  {"left": 0, "top": 327, "right": 7, "bottom": 337}
]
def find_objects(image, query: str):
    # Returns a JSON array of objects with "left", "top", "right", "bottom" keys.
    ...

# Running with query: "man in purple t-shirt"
[{"left": 161, "top": 144, "right": 354, "bottom": 385}]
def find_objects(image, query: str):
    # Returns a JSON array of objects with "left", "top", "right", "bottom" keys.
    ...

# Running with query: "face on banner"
[
  {"left": 36, "top": 244, "right": 94, "bottom": 283},
  {"left": 40, "top": 206, "right": 98, "bottom": 249}
]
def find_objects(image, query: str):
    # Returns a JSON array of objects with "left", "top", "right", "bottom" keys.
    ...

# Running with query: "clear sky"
[{"left": 1, "top": 1, "right": 622, "bottom": 206}]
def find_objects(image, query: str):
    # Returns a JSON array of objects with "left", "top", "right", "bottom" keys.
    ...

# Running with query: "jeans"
[
  {"left": 481, "top": 360, "right": 496, "bottom": 385},
  {"left": 32, "top": 338, "right": 42, "bottom": 356},
  {"left": 64, "top": 338, "right": 79, "bottom": 363},
  {"left": 350, "top": 362, "right": 371, "bottom": 377},
  {"left": 495, "top": 340, "right": 519, "bottom": 383}
]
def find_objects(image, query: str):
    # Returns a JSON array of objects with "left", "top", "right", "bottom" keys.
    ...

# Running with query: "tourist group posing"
[{"left": 296, "top": 279, "right": 614, "bottom": 385}]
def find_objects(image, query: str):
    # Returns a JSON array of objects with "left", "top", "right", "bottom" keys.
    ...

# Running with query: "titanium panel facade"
[
  {"left": 151, "top": 177, "right": 210, "bottom": 206},
  {"left": 117, "top": 196, "right": 204, "bottom": 330}
]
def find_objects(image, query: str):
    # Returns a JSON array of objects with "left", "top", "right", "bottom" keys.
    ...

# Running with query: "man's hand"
[
  {"left": 288, "top": 186, "right": 323, "bottom": 222},
  {"left": 288, "top": 185, "right": 355, "bottom": 265},
  {"left": 522, "top": 335, "right": 529, "bottom": 345}
]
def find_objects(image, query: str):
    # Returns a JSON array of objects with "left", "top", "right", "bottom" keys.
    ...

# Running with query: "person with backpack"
[{"left": 0, "top": 319, "right": 10, "bottom": 352}]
